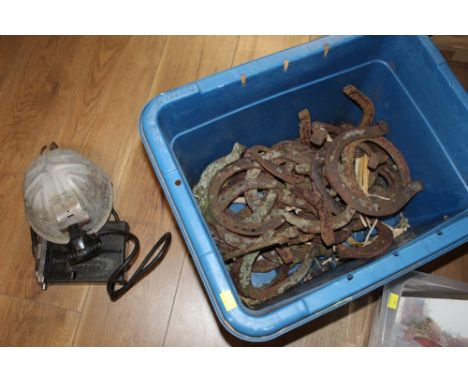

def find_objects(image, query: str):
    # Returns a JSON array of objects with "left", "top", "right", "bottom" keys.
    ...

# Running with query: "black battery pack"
[{"left": 42, "top": 221, "right": 128, "bottom": 284}]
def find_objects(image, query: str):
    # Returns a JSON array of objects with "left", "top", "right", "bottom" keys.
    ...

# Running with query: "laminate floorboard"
[{"left": 0, "top": 36, "right": 466, "bottom": 346}]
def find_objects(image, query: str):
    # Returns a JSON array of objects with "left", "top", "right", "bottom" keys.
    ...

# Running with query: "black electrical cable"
[
  {"left": 98, "top": 229, "right": 171, "bottom": 301},
  {"left": 110, "top": 208, "right": 120, "bottom": 222}
]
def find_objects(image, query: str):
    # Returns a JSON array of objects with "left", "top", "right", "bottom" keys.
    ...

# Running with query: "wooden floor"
[{"left": 0, "top": 36, "right": 467, "bottom": 346}]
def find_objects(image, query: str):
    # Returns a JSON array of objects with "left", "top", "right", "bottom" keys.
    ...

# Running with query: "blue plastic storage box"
[{"left": 139, "top": 36, "right": 468, "bottom": 342}]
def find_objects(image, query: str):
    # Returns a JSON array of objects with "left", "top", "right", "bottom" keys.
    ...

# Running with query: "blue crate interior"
[
  {"left": 141, "top": 36, "right": 468, "bottom": 339},
  {"left": 162, "top": 37, "right": 467, "bottom": 230}
]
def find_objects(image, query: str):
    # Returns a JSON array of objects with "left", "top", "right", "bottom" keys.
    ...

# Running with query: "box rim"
[{"left": 139, "top": 35, "right": 468, "bottom": 342}]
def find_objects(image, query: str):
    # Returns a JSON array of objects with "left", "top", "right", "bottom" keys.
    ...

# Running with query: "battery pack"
[{"left": 40, "top": 221, "right": 128, "bottom": 285}]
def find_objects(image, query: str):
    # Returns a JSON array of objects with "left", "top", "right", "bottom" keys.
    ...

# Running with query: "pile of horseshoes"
[{"left": 194, "top": 85, "right": 423, "bottom": 306}]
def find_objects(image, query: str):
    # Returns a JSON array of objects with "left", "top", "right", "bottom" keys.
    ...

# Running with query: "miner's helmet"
[{"left": 23, "top": 146, "right": 113, "bottom": 244}]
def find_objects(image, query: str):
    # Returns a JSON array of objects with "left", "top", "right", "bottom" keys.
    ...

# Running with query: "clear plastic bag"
[{"left": 368, "top": 271, "right": 468, "bottom": 346}]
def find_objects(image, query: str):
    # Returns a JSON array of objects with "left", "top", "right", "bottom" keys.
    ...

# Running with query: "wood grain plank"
[
  {"left": 232, "top": 35, "right": 310, "bottom": 66},
  {"left": 420, "top": 243, "right": 468, "bottom": 282},
  {"left": 0, "top": 36, "right": 466, "bottom": 347},
  {"left": 0, "top": 37, "right": 86, "bottom": 172},
  {"left": 163, "top": 257, "right": 244, "bottom": 346},
  {"left": 0, "top": 37, "right": 101, "bottom": 312},
  {"left": 0, "top": 36, "right": 26, "bottom": 93},
  {"left": 0, "top": 294, "right": 80, "bottom": 346},
  {"left": 147, "top": 35, "right": 240, "bottom": 95},
  {"left": 309, "top": 36, "right": 322, "bottom": 42},
  {"left": 288, "top": 292, "right": 380, "bottom": 346},
  {"left": 73, "top": 36, "right": 239, "bottom": 346},
  {"left": 0, "top": 37, "right": 167, "bottom": 314},
  {"left": 56, "top": 36, "right": 168, "bottom": 186}
]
